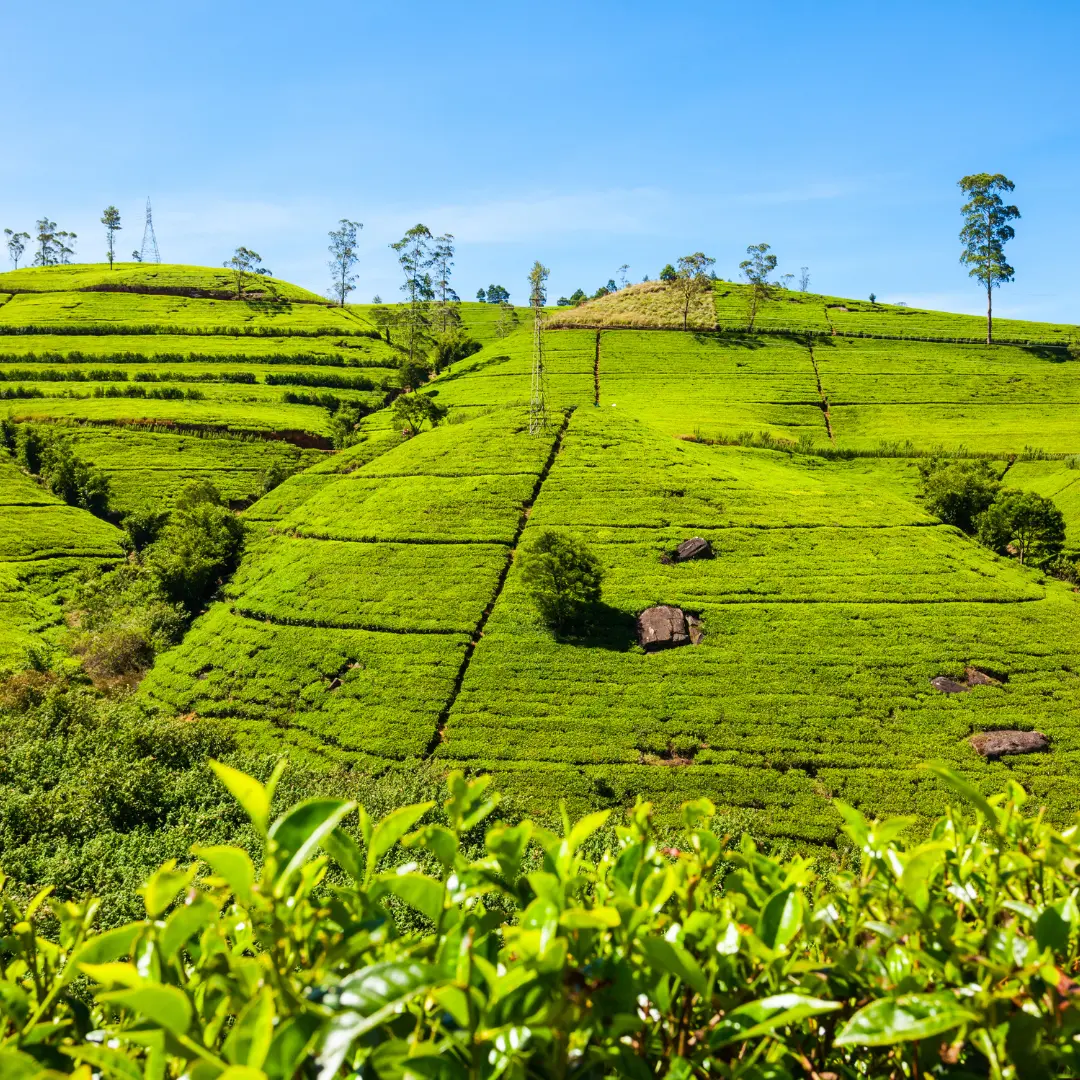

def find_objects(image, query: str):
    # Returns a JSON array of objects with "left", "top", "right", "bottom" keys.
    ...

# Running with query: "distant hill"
[{"left": 2, "top": 264, "right": 1079, "bottom": 843}]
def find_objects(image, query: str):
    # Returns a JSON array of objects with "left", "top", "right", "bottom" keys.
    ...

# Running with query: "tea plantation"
[{"left": 3, "top": 263, "right": 1079, "bottom": 843}]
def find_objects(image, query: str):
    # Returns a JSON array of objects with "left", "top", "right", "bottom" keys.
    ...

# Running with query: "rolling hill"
[{"left": 2, "top": 263, "right": 1078, "bottom": 841}]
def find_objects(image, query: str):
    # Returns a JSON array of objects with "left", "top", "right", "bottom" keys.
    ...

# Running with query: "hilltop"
[{"left": 1, "top": 264, "right": 1078, "bottom": 847}]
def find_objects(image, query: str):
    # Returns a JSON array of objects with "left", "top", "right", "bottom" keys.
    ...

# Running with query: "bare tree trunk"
[{"left": 986, "top": 279, "right": 993, "bottom": 345}]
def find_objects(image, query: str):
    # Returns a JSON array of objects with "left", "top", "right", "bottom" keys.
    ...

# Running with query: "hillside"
[{"left": 2, "top": 266, "right": 1079, "bottom": 842}]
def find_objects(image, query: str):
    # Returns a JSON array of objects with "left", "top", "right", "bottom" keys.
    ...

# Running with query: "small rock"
[
  {"left": 328, "top": 677, "right": 342, "bottom": 691},
  {"left": 930, "top": 676, "right": 968, "bottom": 695},
  {"left": 970, "top": 730, "right": 1049, "bottom": 758},
  {"left": 637, "top": 605, "right": 690, "bottom": 651},
  {"left": 673, "top": 537, "right": 713, "bottom": 562},
  {"left": 687, "top": 615, "right": 704, "bottom": 645},
  {"left": 965, "top": 666, "right": 1000, "bottom": 686}
]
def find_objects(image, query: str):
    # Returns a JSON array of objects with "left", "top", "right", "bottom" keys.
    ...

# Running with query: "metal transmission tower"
[
  {"left": 528, "top": 261, "right": 550, "bottom": 435},
  {"left": 139, "top": 198, "right": 161, "bottom": 263}
]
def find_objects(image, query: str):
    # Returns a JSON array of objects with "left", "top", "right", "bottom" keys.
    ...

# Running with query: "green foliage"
[
  {"left": 430, "top": 328, "right": 481, "bottom": 373},
  {"left": 145, "top": 482, "right": 244, "bottom": 611},
  {"left": 519, "top": 528, "right": 603, "bottom": 631},
  {"left": 5, "top": 765, "right": 1080, "bottom": 1076},
  {"left": 976, "top": 488, "right": 1067, "bottom": 565},
  {"left": 398, "top": 358, "right": 432, "bottom": 391},
  {"left": 919, "top": 457, "right": 1001, "bottom": 533},
  {"left": 11, "top": 424, "right": 111, "bottom": 515},
  {"left": 392, "top": 392, "right": 447, "bottom": 436}
]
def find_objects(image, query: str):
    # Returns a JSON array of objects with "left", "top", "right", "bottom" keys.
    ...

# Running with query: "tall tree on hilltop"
[
  {"left": 101, "top": 207, "right": 121, "bottom": 270},
  {"left": 739, "top": 243, "right": 778, "bottom": 331},
  {"left": 670, "top": 252, "right": 716, "bottom": 331},
  {"left": 224, "top": 247, "right": 271, "bottom": 298},
  {"left": 390, "top": 224, "right": 435, "bottom": 367},
  {"left": 4, "top": 229, "right": 29, "bottom": 269},
  {"left": 958, "top": 173, "right": 1019, "bottom": 345},
  {"left": 432, "top": 233, "right": 461, "bottom": 333},
  {"left": 327, "top": 218, "right": 363, "bottom": 306},
  {"left": 33, "top": 218, "right": 58, "bottom": 266}
]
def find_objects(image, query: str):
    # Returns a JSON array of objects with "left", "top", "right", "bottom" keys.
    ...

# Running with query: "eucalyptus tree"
[
  {"left": 223, "top": 247, "right": 271, "bottom": 298},
  {"left": 739, "top": 243, "right": 778, "bottom": 331},
  {"left": 670, "top": 252, "right": 716, "bottom": 330},
  {"left": 390, "top": 224, "right": 435, "bottom": 366},
  {"left": 3, "top": 229, "right": 29, "bottom": 269},
  {"left": 101, "top": 206, "right": 122, "bottom": 269},
  {"left": 958, "top": 173, "right": 1020, "bottom": 344},
  {"left": 327, "top": 218, "right": 363, "bottom": 306},
  {"left": 33, "top": 218, "right": 58, "bottom": 265}
]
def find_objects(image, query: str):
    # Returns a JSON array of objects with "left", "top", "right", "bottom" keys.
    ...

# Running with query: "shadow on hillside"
[
  {"left": 1021, "top": 344, "right": 1071, "bottom": 362},
  {"left": 554, "top": 602, "right": 638, "bottom": 652},
  {"left": 692, "top": 332, "right": 769, "bottom": 350},
  {"left": 244, "top": 295, "right": 294, "bottom": 316},
  {"left": 438, "top": 355, "right": 512, "bottom": 383}
]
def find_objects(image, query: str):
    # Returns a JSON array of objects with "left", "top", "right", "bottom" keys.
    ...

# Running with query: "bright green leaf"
[
  {"left": 835, "top": 992, "right": 978, "bottom": 1047},
  {"left": 268, "top": 798, "right": 356, "bottom": 895},
  {"left": 99, "top": 984, "right": 193, "bottom": 1037},
  {"left": 210, "top": 760, "right": 272, "bottom": 834}
]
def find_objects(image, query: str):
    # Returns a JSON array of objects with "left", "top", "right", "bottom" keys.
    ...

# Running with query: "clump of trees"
[
  {"left": 0, "top": 420, "right": 110, "bottom": 515},
  {"left": 476, "top": 284, "right": 509, "bottom": 304},
  {"left": 519, "top": 529, "right": 603, "bottom": 630},
  {"left": 920, "top": 458, "right": 1067, "bottom": 567},
  {"left": 8, "top": 218, "right": 79, "bottom": 266},
  {"left": 69, "top": 480, "right": 245, "bottom": 684}
]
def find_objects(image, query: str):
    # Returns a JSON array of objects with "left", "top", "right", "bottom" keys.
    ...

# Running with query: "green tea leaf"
[
  {"left": 639, "top": 937, "right": 708, "bottom": 996},
  {"left": 269, "top": 798, "right": 356, "bottom": 895},
  {"left": 99, "top": 984, "right": 193, "bottom": 1036},
  {"left": 378, "top": 872, "right": 445, "bottom": 923},
  {"left": 193, "top": 845, "right": 256, "bottom": 906},
  {"left": 224, "top": 988, "right": 274, "bottom": 1067},
  {"left": 366, "top": 802, "right": 434, "bottom": 880},
  {"left": 758, "top": 886, "right": 804, "bottom": 950},
  {"left": 210, "top": 760, "right": 272, "bottom": 834},
  {"left": 835, "top": 992, "right": 978, "bottom": 1047}
]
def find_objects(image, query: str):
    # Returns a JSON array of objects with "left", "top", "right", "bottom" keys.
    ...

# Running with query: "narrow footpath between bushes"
[{"left": 422, "top": 407, "right": 574, "bottom": 758}]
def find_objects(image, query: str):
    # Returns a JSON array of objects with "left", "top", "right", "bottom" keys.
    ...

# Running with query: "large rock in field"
[
  {"left": 970, "top": 730, "right": 1049, "bottom": 758},
  {"left": 673, "top": 537, "right": 713, "bottom": 562},
  {"left": 638, "top": 605, "right": 692, "bottom": 651},
  {"left": 930, "top": 676, "right": 969, "bottom": 695}
]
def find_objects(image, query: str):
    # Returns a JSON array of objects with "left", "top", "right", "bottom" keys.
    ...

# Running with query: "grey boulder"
[
  {"left": 970, "top": 730, "right": 1049, "bottom": 758},
  {"left": 673, "top": 537, "right": 713, "bottom": 562},
  {"left": 638, "top": 605, "right": 692, "bottom": 651}
]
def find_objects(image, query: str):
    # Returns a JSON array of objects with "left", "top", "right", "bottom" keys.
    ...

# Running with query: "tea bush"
[{"left": 3, "top": 762, "right": 1080, "bottom": 1077}]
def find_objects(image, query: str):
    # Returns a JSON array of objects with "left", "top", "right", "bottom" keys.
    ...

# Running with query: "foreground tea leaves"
[{"left": 2, "top": 763, "right": 1080, "bottom": 1077}]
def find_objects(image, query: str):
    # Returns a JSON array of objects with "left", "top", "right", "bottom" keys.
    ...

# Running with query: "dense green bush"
[
  {"left": 520, "top": 529, "right": 604, "bottom": 630},
  {"left": 976, "top": 489, "right": 1067, "bottom": 565},
  {"left": 10, "top": 424, "right": 111, "bottom": 515},
  {"left": 918, "top": 458, "right": 1000, "bottom": 533},
  {"left": 2, "top": 763, "right": 1080, "bottom": 1077}
]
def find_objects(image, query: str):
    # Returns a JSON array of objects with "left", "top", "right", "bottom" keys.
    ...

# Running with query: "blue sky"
[{"left": 2, "top": 1, "right": 1077, "bottom": 319}]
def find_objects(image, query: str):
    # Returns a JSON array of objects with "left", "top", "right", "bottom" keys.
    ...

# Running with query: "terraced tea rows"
[
  {"left": 140, "top": 409, "right": 562, "bottom": 769},
  {"left": 3, "top": 263, "right": 1077, "bottom": 841}
]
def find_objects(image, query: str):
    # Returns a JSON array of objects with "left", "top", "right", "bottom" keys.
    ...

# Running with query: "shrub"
[
  {"left": 4, "top": 764, "right": 1080, "bottom": 1077},
  {"left": 430, "top": 328, "right": 481, "bottom": 373},
  {"left": 919, "top": 458, "right": 1000, "bottom": 533},
  {"left": 392, "top": 392, "right": 447, "bottom": 436},
  {"left": 519, "top": 528, "right": 603, "bottom": 630}
]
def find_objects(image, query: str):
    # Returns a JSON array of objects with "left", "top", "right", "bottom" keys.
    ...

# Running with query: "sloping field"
[
  {"left": 4, "top": 264, "right": 1078, "bottom": 840},
  {"left": 0, "top": 455, "right": 125, "bottom": 668}
]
